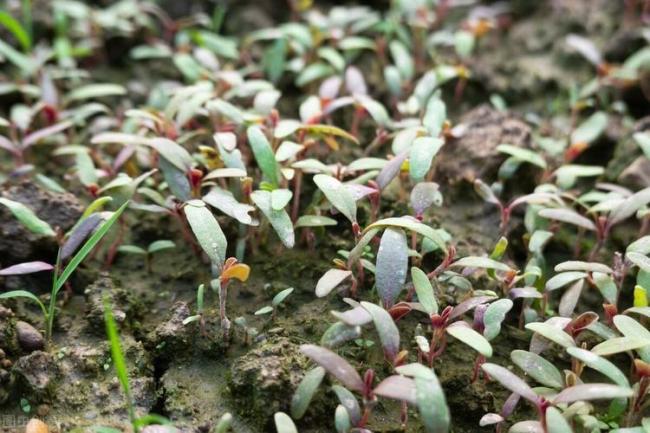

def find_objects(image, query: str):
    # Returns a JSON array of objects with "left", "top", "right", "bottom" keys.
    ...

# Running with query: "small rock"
[
  {"left": 36, "top": 403, "right": 50, "bottom": 417},
  {"left": 1, "top": 359, "right": 11, "bottom": 368},
  {"left": 0, "top": 348, "right": 5, "bottom": 359},
  {"left": 25, "top": 418, "right": 49, "bottom": 433},
  {"left": 16, "top": 321, "right": 45, "bottom": 352},
  {"left": 0, "top": 305, "right": 13, "bottom": 318}
]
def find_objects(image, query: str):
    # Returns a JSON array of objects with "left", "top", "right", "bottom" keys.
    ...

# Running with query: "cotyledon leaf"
[
  {"left": 251, "top": 190, "right": 295, "bottom": 248},
  {"left": 375, "top": 228, "right": 408, "bottom": 308},
  {"left": 0, "top": 197, "right": 55, "bottom": 236}
]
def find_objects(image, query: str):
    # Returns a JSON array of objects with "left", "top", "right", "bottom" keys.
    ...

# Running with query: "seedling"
[
  {"left": 254, "top": 287, "right": 294, "bottom": 317},
  {"left": 117, "top": 239, "right": 175, "bottom": 272}
]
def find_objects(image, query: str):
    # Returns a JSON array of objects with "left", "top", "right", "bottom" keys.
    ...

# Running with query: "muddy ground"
[{"left": 0, "top": 0, "right": 648, "bottom": 432}]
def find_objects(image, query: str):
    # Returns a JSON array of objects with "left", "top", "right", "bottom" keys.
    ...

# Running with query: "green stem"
[{"left": 46, "top": 250, "right": 62, "bottom": 342}]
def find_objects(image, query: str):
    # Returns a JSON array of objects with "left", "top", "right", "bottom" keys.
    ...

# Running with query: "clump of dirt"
[
  {"left": 228, "top": 337, "right": 308, "bottom": 429},
  {"left": 0, "top": 181, "right": 82, "bottom": 263},
  {"left": 435, "top": 105, "right": 534, "bottom": 188}
]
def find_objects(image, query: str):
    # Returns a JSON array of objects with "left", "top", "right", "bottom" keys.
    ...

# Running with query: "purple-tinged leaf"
[
  {"left": 501, "top": 392, "right": 520, "bottom": 417},
  {"left": 373, "top": 375, "right": 417, "bottom": 405},
  {"left": 481, "top": 363, "right": 538, "bottom": 403},
  {"left": 319, "top": 76, "right": 342, "bottom": 100},
  {"left": 376, "top": 228, "right": 408, "bottom": 308},
  {"left": 331, "top": 306, "right": 372, "bottom": 326},
  {"left": 345, "top": 66, "right": 367, "bottom": 95},
  {"left": 558, "top": 279, "right": 583, "bottom": 317},
  {"left": 410, "top": 182, "right": 442, "bottom": 217},
  {"left": 0, "top": 261, "right": 53, "bottom": 276},
  {"left": 315, "top": 269, "right": 352, "bottom": 298},
  {"left": 376, "top": 149, "right": 409, "bottom": 190},
  {"left": 300, "top": 344, "right": 364, "bottom": 392},
  {"left": 553, "top": 384, "right": 632, "bottom": 404},
  {"left": 361, "top": 301, "right": 400, "bottom": 361},
  {"left": 61, "top": 213, "right": 103, "bottom": 260},
  {"left": 22, "top": 121, "right": 73, "bottom": 148},
  {"left": 450, "top": 296, "right": 496, "bottom": 320}
]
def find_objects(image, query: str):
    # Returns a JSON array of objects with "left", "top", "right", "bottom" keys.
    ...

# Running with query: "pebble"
[
  {"left": 16, "top": 321, "right": 45, "bottom": 352},
  {"left": 25, "top": 419, "right": 48, "bottom": 433}
]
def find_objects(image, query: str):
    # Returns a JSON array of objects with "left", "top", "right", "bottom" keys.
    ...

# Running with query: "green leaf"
[
  {"left": 103, "top": 295, "right": 135, "bottom": 425},
  {"left": 247, "top": 126, "right": 281, "bottom": 186},
  {"left": 389, "top": 40, "right": 414, "bottom": 81},
  {"left": 0, "top": 11, "right": 31, "bottom": 52},
  {"left": 0, "top": 197, "right": 55, "bottom": 236},
  {"left": 409, "top": 137, "right": 444, "bottom": 182},
  {"left": 525, "top": 322, "right": 575, "bottom": 348},
  {"left": 571, "top": 111, "right": 607, "bottom": 144},
  {"left": 592, "top": 337, "right": 650, "bottom": 356},
  {"left": 272, "top": 287, "right": 294, "bottom": 306},
  {"left": 538, "top": 208, "right": 596, "bottom": 231},
  {"left": 451, "top": 256, "right": 512, "bottom": 272},
  {"left": 315, "top": 269, "right": 352, "bottom": 297},
  {"left": 313, "top": 174, "right": 357, "bottom": 224},
  {"left": 184, "top": 200, "right": 227, "bottom": 270},
  {"left": 395, "top": 364, "right": 450, "bottom": 433},
  {"left": 65, "top": 84, "right": 127, "bottom": 104},
  {"left": 0, "top": 290, "right": 46, "bottom": 317},
  {"left": 296, "top": 62, "right": 334, "bottom": 87},
  {"left": 295, "top": 215, "right": 337, "bottom": 228},
  {"left": 0, "top": 38, "right": 35, "bottom": 74},
  {"left": 613, "top": 315, "right": 650, "bottom": 362},
  {"left": 271, "top": 189, "right": 293, "bottom": 210},
  {"left": 446, "top": 323, "right": 493, "bottom": 357},
  {"left": 251, "top": 190, "right": 295, "bottom": 248},
  {"left": 566, "top": 347, "right": 629, "bottom": 387},
  {"left": 497, "top": 144, "right": 547, "bottom": 169},
  {"left": 365, "top": 217, "right": 447, "bottom": 252},
  {"left": 545, "top": 407, "right": 572, "bottom": 433},
  {"left": 545, "top": 271, "right": 588, "bottom": 291},
  {"left": 148, "top": 240, "right": 175, "bottom": 254},
  {"left": 117, "top": 245, "right": 147, "bottom": 255},
  {"left": 483, "top": 299, "right": 513, "bottom": 341},
  {"left": 148, "top": 137, "right": 193, "bottom": 172},
  {"left": 375, "top": 228, "right": 408, "bottom": 308},
  {"left": 291, "top": 367, "right": 326, "bottom": 419},
  {"left": 300, "top": 124, "right": 359, "bottom": 144},
  {"left": 511, "top": 350, "right": 564, "bottom": 389},
  {"left": 411, "top": 267, "right": 438, "bottom": 315},
  {"left": 361, "top": 301, "right": 400, "bottom": 361},
  {"left": 254, "top": 306, "right": 274, "bottom": 315}
]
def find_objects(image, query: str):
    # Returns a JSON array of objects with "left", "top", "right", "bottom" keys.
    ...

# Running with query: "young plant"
[{"left": 117, "top": 239, "right": 175, "bottom": 272}]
